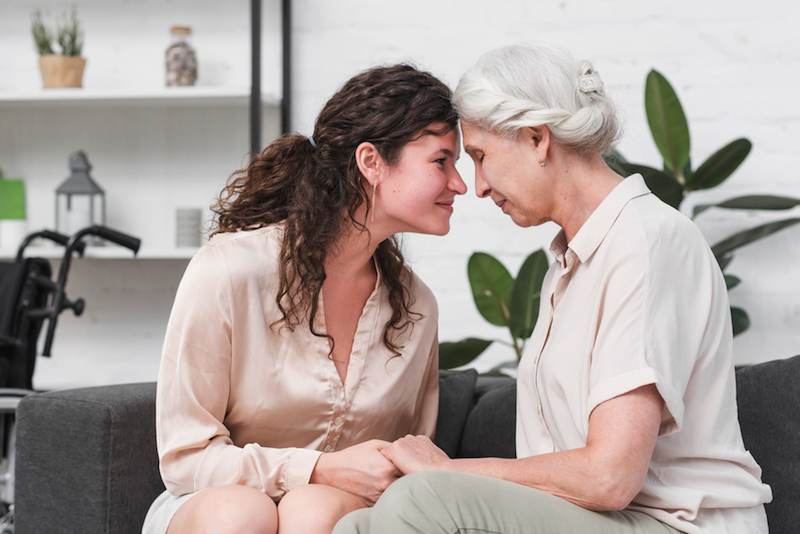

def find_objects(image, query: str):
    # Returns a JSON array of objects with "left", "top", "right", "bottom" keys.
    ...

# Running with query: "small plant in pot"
[{"left": 31, "top": 7, "right": 85, "bottom": 88}]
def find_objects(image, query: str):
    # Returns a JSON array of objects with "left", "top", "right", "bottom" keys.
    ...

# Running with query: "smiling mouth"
[{"left": 496, "top": 200, "right": 507, "bottom": 211}]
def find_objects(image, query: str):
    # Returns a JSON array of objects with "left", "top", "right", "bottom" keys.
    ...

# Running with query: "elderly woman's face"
[{"left": 461, "top": 121, "right": 551, "bottom": 228}]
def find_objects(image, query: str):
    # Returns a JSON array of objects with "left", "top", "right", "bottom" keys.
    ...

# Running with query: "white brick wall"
[{"left": 2, "top": 0, "right": 799, "bottom": 388}]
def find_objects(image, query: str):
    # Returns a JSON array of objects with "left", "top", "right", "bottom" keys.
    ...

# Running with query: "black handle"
[
  {"left": 41, "top": 313, "right": 57, "bottom": 357},
  {"left": 41, "top": 225, "right": 141, "bottom": 356},
  {"left": 15, "top": 229, "right": 86, "bottom": 261},
  {"left": 93, "top": 226, "right": 141, "bottom": 254}
]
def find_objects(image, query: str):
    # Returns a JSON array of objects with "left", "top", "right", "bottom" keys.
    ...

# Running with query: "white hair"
[{"left": 453, "top": 43, "right": 621, "bottom": 155}]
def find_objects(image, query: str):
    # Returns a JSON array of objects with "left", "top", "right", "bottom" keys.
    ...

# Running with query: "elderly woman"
[{"left": 333, "top": 44, "right": 772, "bottom": 534}]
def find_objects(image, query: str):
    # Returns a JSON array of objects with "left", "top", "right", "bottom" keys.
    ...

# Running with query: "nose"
[
  {"left": 448, "top": 166, "right": 467, "bottom": 195},
  {"left": 474, "top": 169, "right": 491, "bottom": 198}
]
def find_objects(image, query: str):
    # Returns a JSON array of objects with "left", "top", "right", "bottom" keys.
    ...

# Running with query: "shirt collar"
[{"left": 550, "top": 174, "right": 652, "bottom": 266}]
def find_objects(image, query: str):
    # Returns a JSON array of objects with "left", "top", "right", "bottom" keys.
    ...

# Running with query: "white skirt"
[{"left": 142, "top": 489, "right": 204, "bottom": 534}]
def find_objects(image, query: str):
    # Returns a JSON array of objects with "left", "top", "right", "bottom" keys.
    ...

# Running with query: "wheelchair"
[{"left": 0, "top": 226, "right": 140, "bottom": 532}]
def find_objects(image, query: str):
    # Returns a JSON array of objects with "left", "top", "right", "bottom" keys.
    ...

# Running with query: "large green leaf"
[
  {"left": 438, "top": 338, "right": 493, "bottom": 369},
  {"left": 509, "top": 249, "right": 549, "bottom": 340},
  {"left": 619, "top": 162, "right": 685, "bottom": 209},
  {"left": 468, "top": 252, "right": 514, "bottom": 327},
  {"left": 693, "top": 195, "right": 800, "bottom": 217},
  {"left": 711, "top": 218, "right": 800, "bottom": 258},
  {"left": 717, "top": 254, "right": 734, "bottom": 271},
  {"left": 724, "top": 274, "right": 741, "bottom": 290},
  {"left": 645, "top": 70, "right": 691, "bottom": 178},
  {"left": 687, "top": 138, "right": 751, "bottom": 191},
  {"left": 731, "top": 306, "right": 750, "bottom": 337}
]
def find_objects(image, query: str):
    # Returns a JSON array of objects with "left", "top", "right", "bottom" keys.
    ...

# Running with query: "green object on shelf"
[{"left": 0, "top": 177, "right": 26, "bottom": 220}]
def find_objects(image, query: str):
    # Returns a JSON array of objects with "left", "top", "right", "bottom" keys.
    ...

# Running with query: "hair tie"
[
  {"left": 578, "top": 72, "right": 605, "bottom": 96},
  {"left": 308, "top": 135, "right": 318, "bottom": 149}
]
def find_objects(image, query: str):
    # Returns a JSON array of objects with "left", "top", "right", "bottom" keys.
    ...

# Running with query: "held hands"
[
  {"left": 309, "top": 439, "right": 400, "bottom": 506},
  {"left": 380, "top": 434, "right": 451, "bottom": 475}
]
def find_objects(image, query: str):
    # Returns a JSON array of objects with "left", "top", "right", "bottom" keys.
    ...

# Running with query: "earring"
[
  {"left": 371, "top": 183, "right": 376, "bottom": 222},
  {"left": 539, "top": 160, "right": 547, "bottom": 168}
]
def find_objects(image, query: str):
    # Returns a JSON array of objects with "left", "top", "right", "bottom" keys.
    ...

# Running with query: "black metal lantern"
[{"left": 55, "top": 151, "right": 105, "bottom": 238}]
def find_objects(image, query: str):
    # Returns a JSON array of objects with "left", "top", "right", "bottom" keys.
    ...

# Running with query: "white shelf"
[
  {"left": 1, "top": 245, "right": 198, "bottom": 260},
  {"left": 0, "top": 86, "right": 281, "bottom": 108}
]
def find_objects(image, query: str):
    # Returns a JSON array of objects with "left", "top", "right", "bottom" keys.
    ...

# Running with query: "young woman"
[
  {"left": 335, "top": 44, "right": 772, "bottom": 534},
  {"left": 142, "top": 64, "right": 466, "bottom": 534}
]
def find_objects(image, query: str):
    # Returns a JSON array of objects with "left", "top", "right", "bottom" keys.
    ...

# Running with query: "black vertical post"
[
  {"left": 281, "top": 0, "right": 291, "bottom": 134},
  {"left": 250, "top": 0, "right": 262, "bottom": 155}
]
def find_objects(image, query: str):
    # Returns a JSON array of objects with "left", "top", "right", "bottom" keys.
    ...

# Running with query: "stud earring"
[
  {"left": 371, "top": 183, "right": 376, "bottom": 222},
  {"left": 539, "top": 160, "right": 547, "bottom": 168}
]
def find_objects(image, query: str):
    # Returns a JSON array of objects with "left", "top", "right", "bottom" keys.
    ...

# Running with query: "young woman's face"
[
  {"left": 376, "top": 126, "right": 466, "bottom": 236},
  {"left": 461, "top": 121, "right": 551, "bottom": 228}
]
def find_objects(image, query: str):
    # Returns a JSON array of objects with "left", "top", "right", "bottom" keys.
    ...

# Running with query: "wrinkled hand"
[
  {"left": 310, "top": 439, "right": 400, "bottom": 506},
  {"left": 381, "top": 435, "right": 451, "bottom": 475}
]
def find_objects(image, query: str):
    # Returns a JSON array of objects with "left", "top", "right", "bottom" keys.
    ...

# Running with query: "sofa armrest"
[{"left": 15, "top": 382, "right": 164, "bottom": 534}]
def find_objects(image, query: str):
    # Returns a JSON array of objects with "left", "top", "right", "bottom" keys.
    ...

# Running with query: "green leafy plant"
[
  {"left": 439, "top": 250, "right": 549, "bottom": 371},
  {"left": 31, "top": 6, "right": 83, "bottom": 57},
  {"left": 606, "top": 70, "right": 800, "bottom": 336}
]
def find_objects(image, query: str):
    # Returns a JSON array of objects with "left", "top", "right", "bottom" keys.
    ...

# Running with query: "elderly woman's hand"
[{"left": 381, "top": 435, "right": 452, "bottom": 474}]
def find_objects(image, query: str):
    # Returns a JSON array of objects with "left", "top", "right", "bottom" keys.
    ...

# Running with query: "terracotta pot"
[{"left": 39, "top": 55, "right": 86, "bottom": 88}]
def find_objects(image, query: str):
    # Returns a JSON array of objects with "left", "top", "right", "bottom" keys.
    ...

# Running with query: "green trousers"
[{"left": 333, "top": 471, "right": 683, "bottom": 534}]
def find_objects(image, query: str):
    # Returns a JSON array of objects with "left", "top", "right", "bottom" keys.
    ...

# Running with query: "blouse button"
[
  {"left": 334, "top": 417, "right": 343, "bottom": 426},
  {"left": 323, "top": 444, "right": 333, "bottom": 452}
]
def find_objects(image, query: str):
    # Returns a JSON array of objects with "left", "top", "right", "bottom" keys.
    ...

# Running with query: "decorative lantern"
[{"left": 55, "top": 151, "right": 105, "bottom": 239}]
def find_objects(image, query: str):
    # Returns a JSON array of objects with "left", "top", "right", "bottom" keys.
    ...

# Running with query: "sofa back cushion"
[
  {"left": 457, "top": 376, "right": 516, "bottom": 459},
  {"left": 736, "top": 354, "right": 800, "bottom": 534}
]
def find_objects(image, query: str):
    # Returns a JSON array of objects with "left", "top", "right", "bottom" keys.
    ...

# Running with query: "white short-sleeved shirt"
[{"left": 517, "top": 175, "right": 772, "bottom": 534}]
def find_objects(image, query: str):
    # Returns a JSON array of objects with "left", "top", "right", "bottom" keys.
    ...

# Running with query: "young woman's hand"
[
  {"left": 381, "top": 435, "right": 452, "bottom": 474},
  {"left": 309, "top": 439, "right": 400, "bottom": 505}
]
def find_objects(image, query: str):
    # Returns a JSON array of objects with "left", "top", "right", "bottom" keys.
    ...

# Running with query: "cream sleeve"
[{"left": 155, "top": 245, "right": 322, "bottom": 499}]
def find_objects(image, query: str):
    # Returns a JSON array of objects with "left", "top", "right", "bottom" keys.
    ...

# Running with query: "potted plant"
[
  {"left": 439, "top": 249, "right": 550, "bottom": 373},
  {"left": 606, "top": 70, "right": 800, "bottom": 336},
  {"left": 31, "top": 7, "right": 85, "bottom": 88}
]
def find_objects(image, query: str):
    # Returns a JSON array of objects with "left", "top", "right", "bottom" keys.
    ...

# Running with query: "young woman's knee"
[
  {"left": 168, "top": 485, "right": 278, "bottom": 534},
  {"left": 278, "top": 484, "right": 366, "bottom": 534}
]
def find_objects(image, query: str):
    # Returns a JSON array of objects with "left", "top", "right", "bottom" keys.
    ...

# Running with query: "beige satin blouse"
[{"left": 155, "top": 225, "right": 439, "bottom": 500}]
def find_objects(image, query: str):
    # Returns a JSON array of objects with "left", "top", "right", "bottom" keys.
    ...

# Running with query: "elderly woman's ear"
[{"left": 520, "top": 125, "right": 551, "bottom": 164}]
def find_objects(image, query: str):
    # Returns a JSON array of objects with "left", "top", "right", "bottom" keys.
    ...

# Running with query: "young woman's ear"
[{"left": 355, "top": 142, "right": 384, "bottom": 188}]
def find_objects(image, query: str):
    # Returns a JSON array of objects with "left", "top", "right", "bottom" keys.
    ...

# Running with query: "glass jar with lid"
[{"left": 165, "top": 25, "right": 197, "bottom": 86}]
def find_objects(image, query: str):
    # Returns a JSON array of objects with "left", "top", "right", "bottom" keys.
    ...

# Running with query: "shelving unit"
[
  {"left": 0, "top": 245, "right": 197, "bottom": 261},
  {"left": 0, "top": 0, "right": 287, "bottom": 260},
  {"left": 0, "top": 87, "right": 281, "bottom": 108}
]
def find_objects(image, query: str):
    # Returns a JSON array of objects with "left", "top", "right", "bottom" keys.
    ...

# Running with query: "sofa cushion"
[
  {"left": 435, "top": 368, "right": 478, "bottom": 457},
  {"left": 457, "top": 376, "right": 516, "bottom": 459},
  {"left": 736, "top": 354, "right": 800, "bottom": 534}
]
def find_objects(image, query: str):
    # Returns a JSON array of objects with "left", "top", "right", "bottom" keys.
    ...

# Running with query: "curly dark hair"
[{"left": 211, "top": 64, "right": 458, "bottom": 356}]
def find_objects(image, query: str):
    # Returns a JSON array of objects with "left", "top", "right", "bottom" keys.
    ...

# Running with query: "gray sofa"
[{"left": 13, "top": 356, "right": 800, "bottom": 534}]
